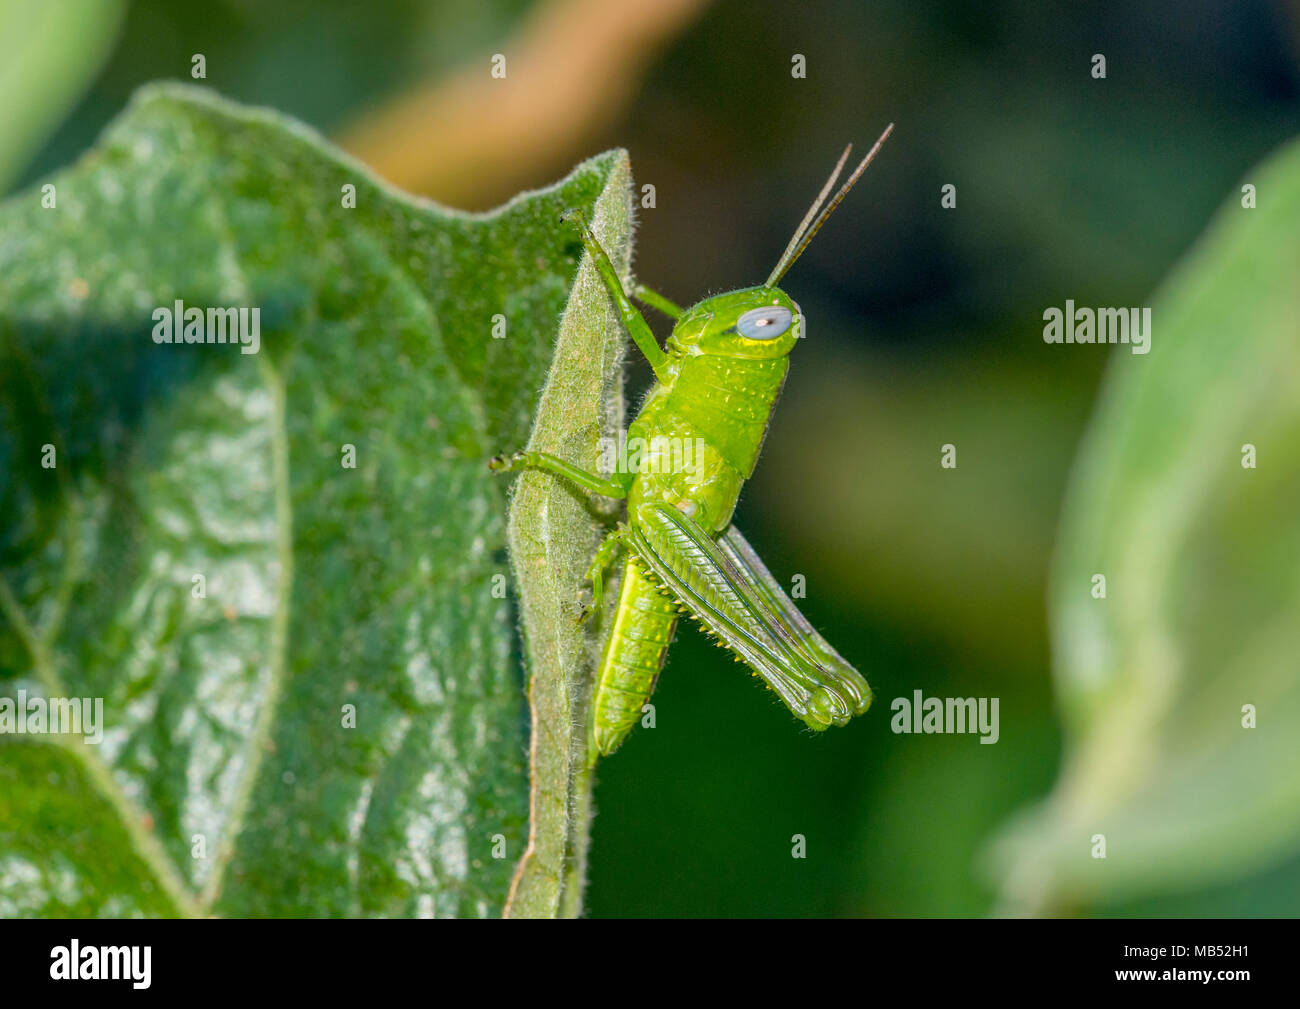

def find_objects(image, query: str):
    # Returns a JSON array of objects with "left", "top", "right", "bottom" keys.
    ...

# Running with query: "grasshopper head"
[{"left": 670, "top": 286, "right": 801, "bottom": 360}]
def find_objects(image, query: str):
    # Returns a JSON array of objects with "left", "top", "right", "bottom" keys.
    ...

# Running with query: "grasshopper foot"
[
  {"left": 488, "top": 451, "right": 524, "bottom": 473},
  {"left": 576, "top": 585, "right": 596, "bottom": 625}
]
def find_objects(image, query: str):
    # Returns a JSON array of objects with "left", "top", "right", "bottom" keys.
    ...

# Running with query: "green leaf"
[
  {"left": 991, "top": 137, "right": 1300, "bottom": 913},
  {"left": 500, "top": 177, "right": 630, "bottom": 919},
  {"left": 0, "top": 82, "right": 630, "bottom": 918}
]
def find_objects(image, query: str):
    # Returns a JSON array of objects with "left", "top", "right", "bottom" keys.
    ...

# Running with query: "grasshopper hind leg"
[
  {"left": 587, "top": 555, "right": 679, "bottom": 764},
  {"left": 624, "top": 502, "right": 872, "bottom": 732}
]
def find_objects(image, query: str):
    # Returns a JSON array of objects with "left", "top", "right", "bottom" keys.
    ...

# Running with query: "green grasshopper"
[{"left": 492, "top": 125, "right": 893, "bottom": 764}]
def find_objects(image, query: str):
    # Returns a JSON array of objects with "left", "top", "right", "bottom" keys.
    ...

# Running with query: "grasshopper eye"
[{"left": 735, "top": 306, "right": 792, "bottom": 340}]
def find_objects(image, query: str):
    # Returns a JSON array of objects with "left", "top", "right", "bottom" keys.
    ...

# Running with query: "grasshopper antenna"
[
  {"left": 765, "top": 143, "right": 853, "bottom": 288},
  {"left": 765, "top": 123, "right": 894, "bottom": 288}
]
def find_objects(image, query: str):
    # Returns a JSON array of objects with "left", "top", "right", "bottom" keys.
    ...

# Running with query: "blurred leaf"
[
  {"left": 0, "top": 0, "right": 126, "bottom": 192},
  {"left": 991, "top": 136, "right": 1300, "bottom": 913},
  {"left": 0, "top": 83, "right": 628, "bottom": 917},
  {"left": 338, "top": 0, "right": 711, "bottom": 208}
]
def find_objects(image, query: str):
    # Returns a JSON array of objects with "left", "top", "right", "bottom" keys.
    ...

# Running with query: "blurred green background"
[{"left": 6, "top": 0, "right": 1299, "bottom": 916}]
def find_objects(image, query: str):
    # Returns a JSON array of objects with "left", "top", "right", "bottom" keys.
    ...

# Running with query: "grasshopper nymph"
[{"left": 492, "top": 125, "right": 893, "bottom": 764}]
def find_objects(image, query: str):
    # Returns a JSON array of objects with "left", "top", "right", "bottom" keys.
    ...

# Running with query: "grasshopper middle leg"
[
  {"left": 580, "top": 524, "right": 625, "bottom": 623},
  {"left": 488, "top": 449, "right": 627, "bottom": 499}
]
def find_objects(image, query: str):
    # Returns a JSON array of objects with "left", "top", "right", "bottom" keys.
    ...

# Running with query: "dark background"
[{"left": 11, "top": 0, "right": 1300, "bottom": 916}]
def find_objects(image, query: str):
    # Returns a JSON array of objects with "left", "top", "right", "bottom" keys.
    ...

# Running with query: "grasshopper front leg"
[
  {"left": 633, "top": 283, "right": 684, "bottom": 320},
  {"left": 561, "top": 209, "right": 673, "bottom": 384}
]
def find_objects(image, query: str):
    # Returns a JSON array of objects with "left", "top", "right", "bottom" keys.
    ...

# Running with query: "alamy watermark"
[
  {"left": 0, "top": 688, "right": 103, "bottom": 744},
  {"left": 1043, "top": 299, "right": 1150, "bottom": 355},
  {"left": 891, "top": 689, "right": 999, "bottom": 744},
  {"left": 151, "top": 299, "right": 261, "bottom": 354},
  {"left": 598, "top": 433, "right": 705, "bottom": 475},
  {"left": 50, "top": 941, "right": 150, "bottom": 989}
]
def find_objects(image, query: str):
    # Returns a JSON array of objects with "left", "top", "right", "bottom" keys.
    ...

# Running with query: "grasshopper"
[{"left": 491, "top": 125, "right": 893, "bottom": 764}]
